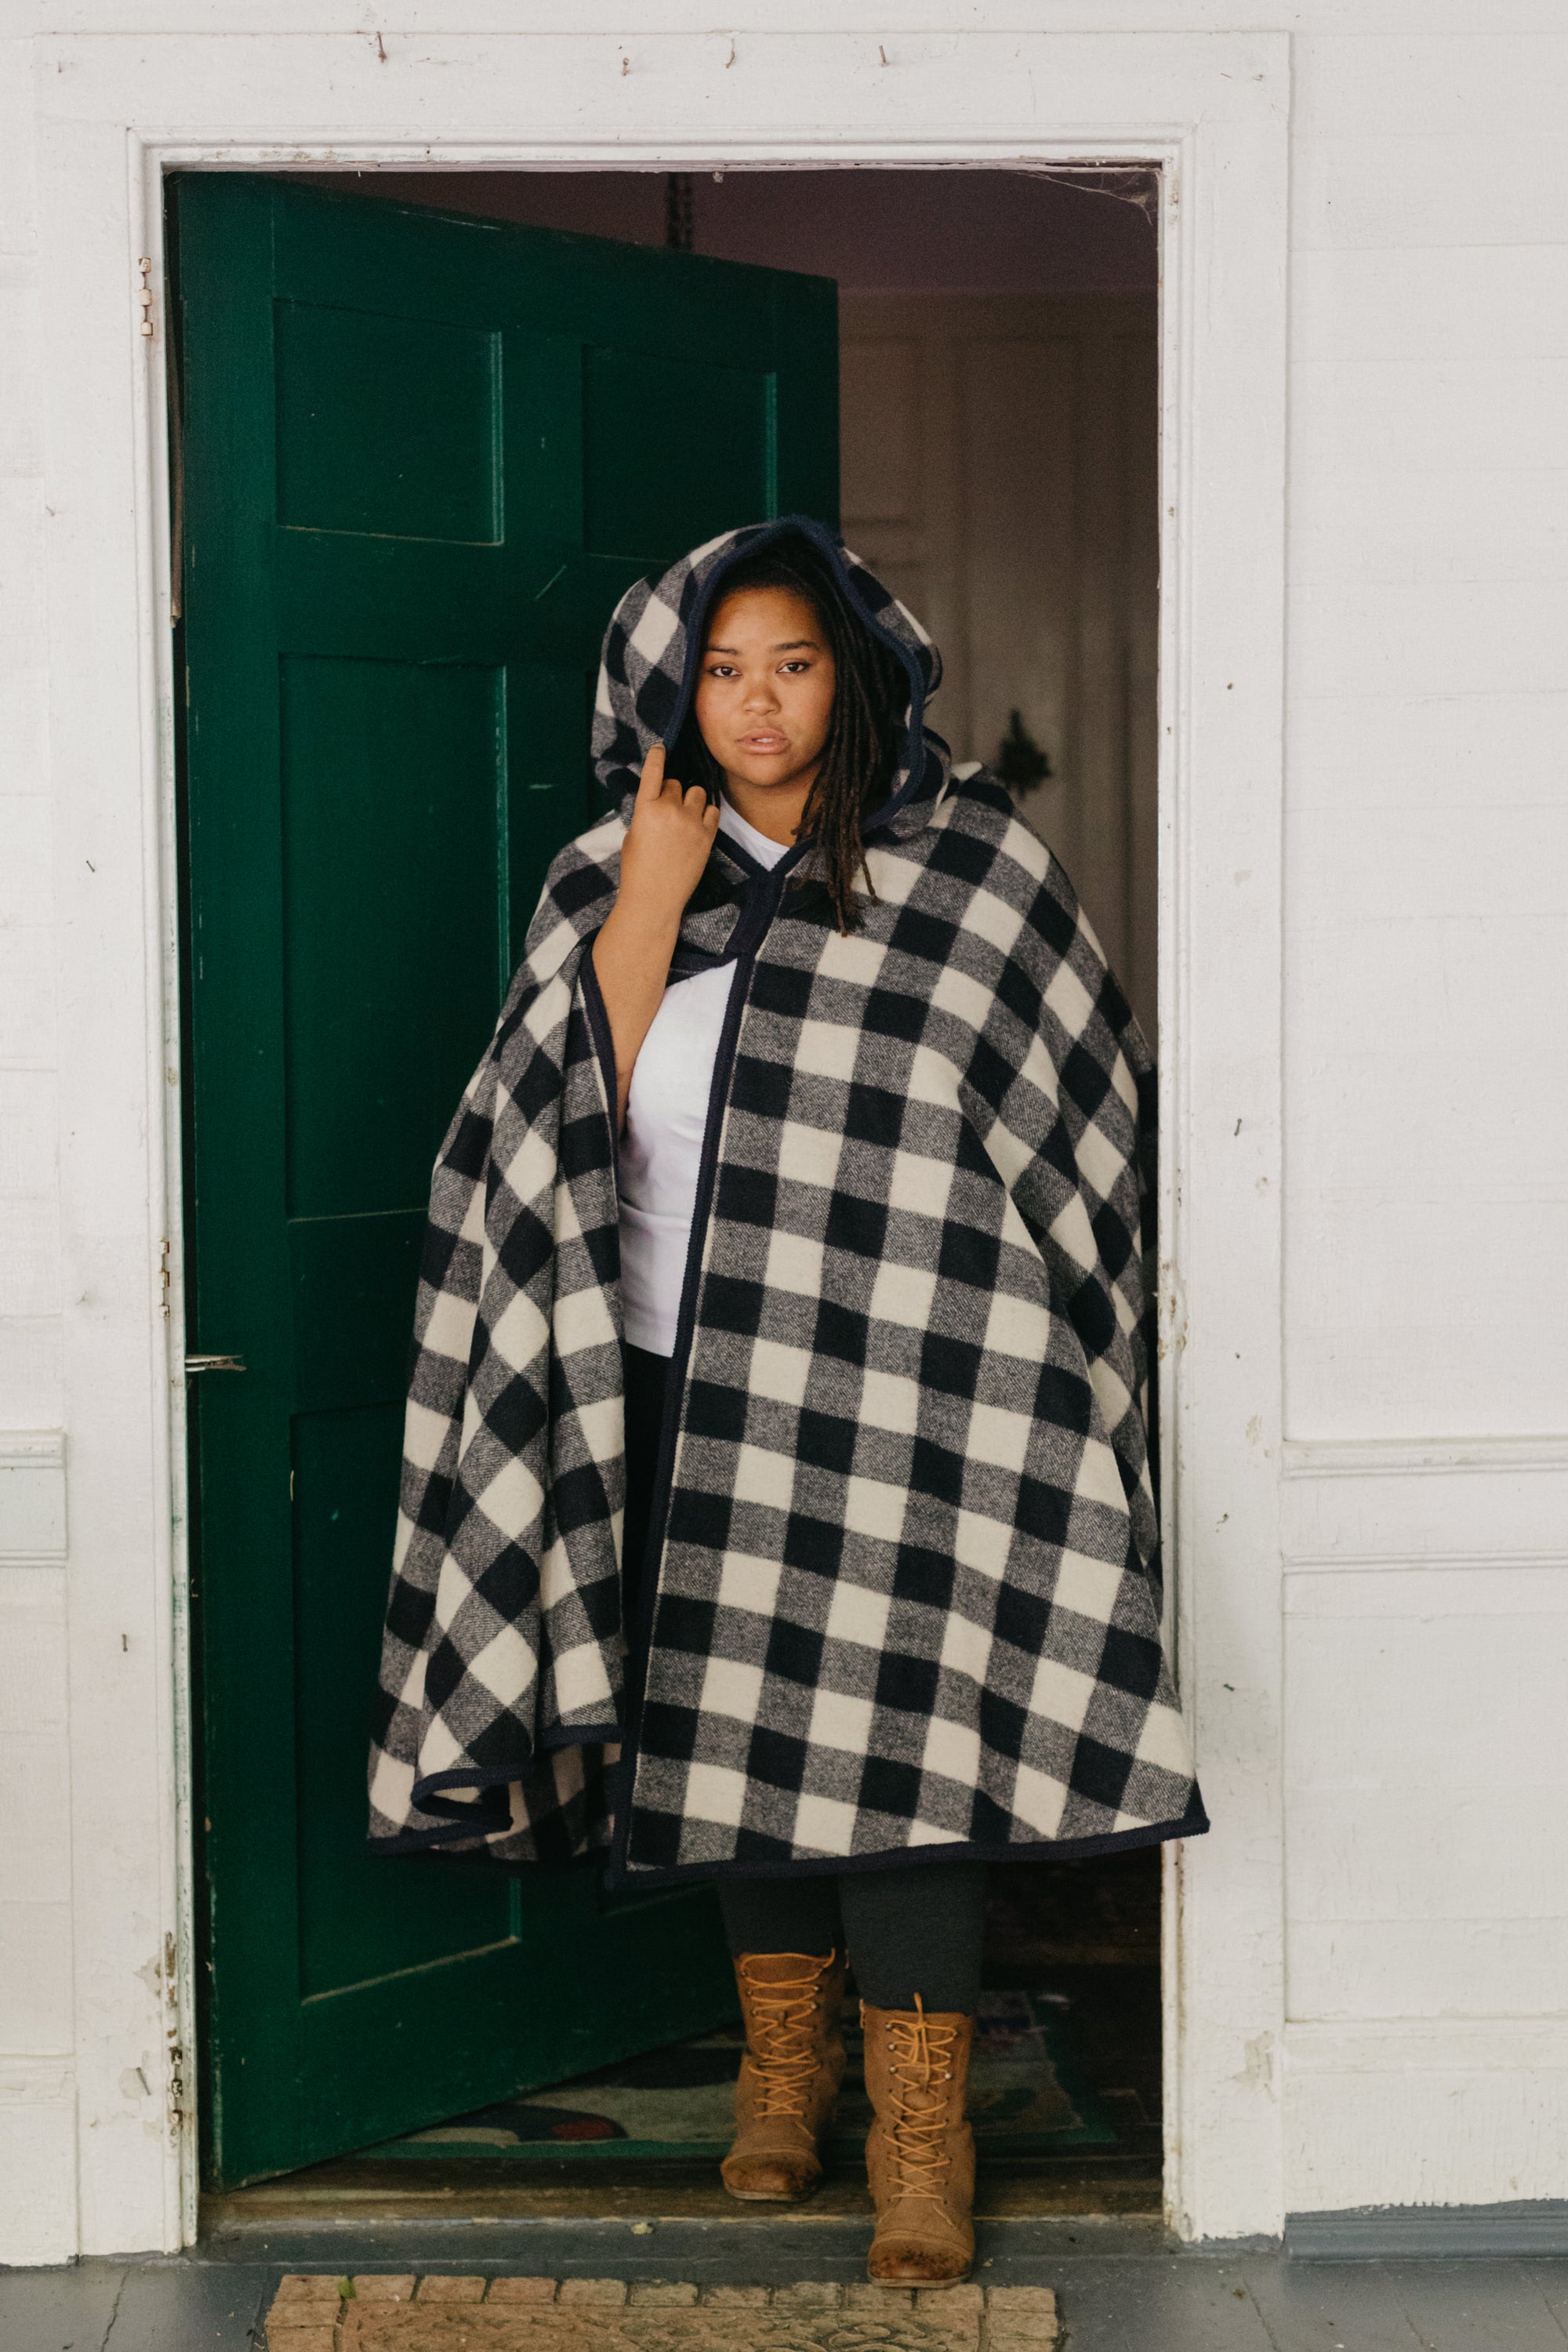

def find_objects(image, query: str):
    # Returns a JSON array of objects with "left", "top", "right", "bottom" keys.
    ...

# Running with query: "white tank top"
[{"left": 618, "top": 799, "right": 788, "bottom": 1359}]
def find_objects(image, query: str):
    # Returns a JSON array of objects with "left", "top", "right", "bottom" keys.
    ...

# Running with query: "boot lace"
[
  {"left": 739, "top": 1952, "right": 837, "bottom": 2121},
  {"left": 877, "top": 1994, "right": 961, "bottom": 2202}
]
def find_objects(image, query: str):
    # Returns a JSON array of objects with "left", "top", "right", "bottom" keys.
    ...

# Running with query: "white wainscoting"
[
  {"left": 0, "top": 1432, "right": 67, "bottom": 1565},
  {"left": 1282, "top": 1436, "right": 1568, "bottom": 2215},
  {"left": 0, "top": 2060, "right": 78, "bottom": 2269},
  {"left": 1286, "top": 2020, "right": 1568, "bottom": 2217},
  {"left": 1282, "top": 1435, "right": 1568, "bottom": 1573},
  {"left": 0, "top": 1563, "right": 75, "bottom": 2263}
]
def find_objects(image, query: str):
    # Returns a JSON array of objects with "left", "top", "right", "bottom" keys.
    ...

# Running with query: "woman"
[{"left": 370, "top": 519, "right": 1205, "bottom": 2285}]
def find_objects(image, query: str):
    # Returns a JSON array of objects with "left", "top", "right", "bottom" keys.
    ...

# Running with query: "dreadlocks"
[{"left": 672, "top": 533, "right": 911, "bottom": 933}]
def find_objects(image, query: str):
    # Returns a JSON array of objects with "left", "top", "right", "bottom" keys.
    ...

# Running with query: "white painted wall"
[
  {"left": 0, "top": 27, "right": 81, "bottom": 2263},
  {"left": 1277, "top": 28, "right": 1568, "bottom": 2217},
  {"left": 0, "top": 0, "right": 1563, "bottom": 2265}
]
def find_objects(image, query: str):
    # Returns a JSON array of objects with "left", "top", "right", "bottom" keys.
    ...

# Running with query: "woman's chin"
[{"left": 725, "top": 759, "right": 809, "bottom": 794}]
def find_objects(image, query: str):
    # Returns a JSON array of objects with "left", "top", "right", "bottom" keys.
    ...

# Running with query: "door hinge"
[
  {"left": 183, "top": 1354, "right": 246, "bottom": 1374},
  {"left": 167, "top": 2039, "right": 187, "bottom": 2129},
  {"left": 136, "top": 255, "right": 154, "bottom": 339}
]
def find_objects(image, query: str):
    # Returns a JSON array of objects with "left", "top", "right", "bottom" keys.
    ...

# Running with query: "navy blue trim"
[
  {"left": 408, "top": 1762, "right": 525, "bottom": 1811},
  {"left": 374, "top": 1792, "right": 1207, "bottom": 1875},
  {"left": 540, "top": 1719, "right": 621, "bottom": 1750},
  {"left": 668, "top": 943, "right": 739, "bottom": 984},
  {"left": 607, "top": 858, "right": 793, "bottom": 1882},
  {"left": 577, "top": 927, "right": 619, "bottom": 1185},
  {"left": 657, "top": 516, "right": 931, "bottom": 827},
  {"left": 371, "top": 1821, "right": 510, "bottom": 1857},
  {"left": 604, "top": 1793, "right": 1210, "bottom": 1892},
  {"left": 371, "top": 1820, "right": 616, "bottom": 1863},
  {"left": 412, "top": 1764, "right": 524, "bottom": 1795},
  {"left": 710, "top": 822, "right": 777, "bottom": 882}
]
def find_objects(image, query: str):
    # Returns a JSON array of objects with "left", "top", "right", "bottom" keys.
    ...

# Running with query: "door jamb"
[{"left": 34, "top": 38, "right": 1288, "bottom": 2251}]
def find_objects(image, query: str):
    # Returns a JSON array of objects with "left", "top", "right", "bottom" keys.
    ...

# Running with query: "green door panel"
[
  {"left": 274, "top": 301, "right": 504, "bottom": 543},
  {"left": 292, "top": 1403, "right": 510, "bottom": 2001},
  {"left": 279, "top": 650, "right": 506, "bottom": 1217},
  {"left": 510, "top": 664, "right": 602, "bottom": 953},
  {"left": 175, "top": 171, "right": 840, "bottom": 2190},
  {"left": 289, "top": 1214, "right": 423, "bottom": 1414},
  {"left": 583, "top": 348, "right": 771, "bottom": 554}
]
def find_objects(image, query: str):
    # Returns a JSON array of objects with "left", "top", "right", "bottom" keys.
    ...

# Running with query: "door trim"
[{"left": 32, "top": 30, "right": 1289, "bottom": 2252}]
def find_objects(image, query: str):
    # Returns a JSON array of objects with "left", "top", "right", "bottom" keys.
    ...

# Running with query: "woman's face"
[{"left": 692, "top": 586, "right": 837, "bottom": 803}]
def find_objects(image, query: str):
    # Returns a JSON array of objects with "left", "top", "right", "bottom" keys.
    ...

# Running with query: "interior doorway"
[
  {"left": 176, "top": 161, "right": 1164, "bottom": 2223},
  {"left": 314, "top": 163, "right": 1161, "bottom": 1030}
]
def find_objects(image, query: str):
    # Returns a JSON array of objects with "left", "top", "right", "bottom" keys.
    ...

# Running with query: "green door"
[{"left": 174, "top": 172, "right": 839, "bottom": 2189}]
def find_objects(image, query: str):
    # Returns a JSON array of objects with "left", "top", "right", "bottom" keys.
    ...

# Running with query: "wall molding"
[
  {"left": 0, "top": 1432, "right": 67, "bottom": 1565},
  {"left": 1287, "top": 2017, "right": 1568, "bottom": 2072},
  {"left": 0, "top": 2056, "right": 75, "bottom": 2103},
  {"left": 1280, "top": 1435, "right": 1568, "bottom": 1577},
  {"left": 1287, "top": 2200, "right": 1568, "bottom": 2260},
  {"left": 1284, "top": 1549, "right": 1568, "bottom": 1580},
  {"left": 1283, "top": 1435, "right": 1568, "bottom": 1479}
]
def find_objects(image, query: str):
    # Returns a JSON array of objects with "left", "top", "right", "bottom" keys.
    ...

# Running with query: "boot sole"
[
  {"left": 720, "top": 2090, "right": 840, "bottom": 2206},
  {"left": 867, "top": 2256, "right": 974, "bottom": 2284},
  {"left": 869, "top": 2271, "right": 973, "bottom": 2288},
  {"left": 722, "top": 2183, "right": 822, "bottom": 2203}
]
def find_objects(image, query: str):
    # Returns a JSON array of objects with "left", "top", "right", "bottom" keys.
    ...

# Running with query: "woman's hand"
[
  {"left": 618, "top": 744, "right": 720, "bottom": 928},
  {"left": 592, "top": 746, "right": 720, "bottom": 1129}
]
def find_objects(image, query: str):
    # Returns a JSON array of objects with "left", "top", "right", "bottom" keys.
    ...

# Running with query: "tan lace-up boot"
[
  {"left": 861, "top": 1996, "right": 976, "bottom": 2284},
  {"left": 720, "top": 1950, "right": 848, "bottom": 2202}
]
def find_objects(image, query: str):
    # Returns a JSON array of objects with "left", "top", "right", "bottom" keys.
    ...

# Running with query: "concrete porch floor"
[{"left": 8, "top": 2220, "right": 1568, "bottom": 2349}]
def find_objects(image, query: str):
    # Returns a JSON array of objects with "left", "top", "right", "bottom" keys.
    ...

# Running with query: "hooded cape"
[{"left": 368, "top": 517, "right": 1206, "bottom": 1879}]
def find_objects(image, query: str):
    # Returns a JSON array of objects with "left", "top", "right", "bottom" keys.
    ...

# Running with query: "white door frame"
[{"left": 31, "top": 25, "right": 1289, "bottom": 2254}]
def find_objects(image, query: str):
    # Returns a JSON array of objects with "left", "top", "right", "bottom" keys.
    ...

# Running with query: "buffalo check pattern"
[{"left": 368, "top": 521, "right": 1204, "bottom": 1878}]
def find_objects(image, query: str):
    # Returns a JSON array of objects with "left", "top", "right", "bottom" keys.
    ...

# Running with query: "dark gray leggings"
[{"left": 717, "top": 1860, "right": 987, "bottom": 2016}]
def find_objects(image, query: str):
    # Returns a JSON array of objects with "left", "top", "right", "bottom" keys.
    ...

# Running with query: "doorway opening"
[{"left": 175, "top": 161, "right": 1165, "bottom": 2226}]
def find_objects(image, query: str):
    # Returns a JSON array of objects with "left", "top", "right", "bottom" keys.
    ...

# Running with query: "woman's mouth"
[{"left": 739, "top": 731, "right": 788, "bottom": 753}]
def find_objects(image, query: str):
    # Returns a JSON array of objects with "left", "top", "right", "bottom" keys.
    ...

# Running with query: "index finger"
[{"left": 637, "top": 743, "right": 666, "bottom": 802}]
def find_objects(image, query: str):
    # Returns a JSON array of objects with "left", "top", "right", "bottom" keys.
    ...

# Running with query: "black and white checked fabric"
[{"left": 368, "top": 520, "right": 1205, "bottom": 1877}]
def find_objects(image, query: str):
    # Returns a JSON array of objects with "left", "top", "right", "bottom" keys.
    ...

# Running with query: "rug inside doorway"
[
  {"left": 358, "top": 1991, "right": 1113, "bottom": 2164},
  {"left": 265, "top": 2274, "right": 1060, "bottom": 2350}
]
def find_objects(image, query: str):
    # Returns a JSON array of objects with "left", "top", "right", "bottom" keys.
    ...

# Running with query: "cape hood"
[{"left": 590, "top": 517, "right": 946, "bottom": 831}]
